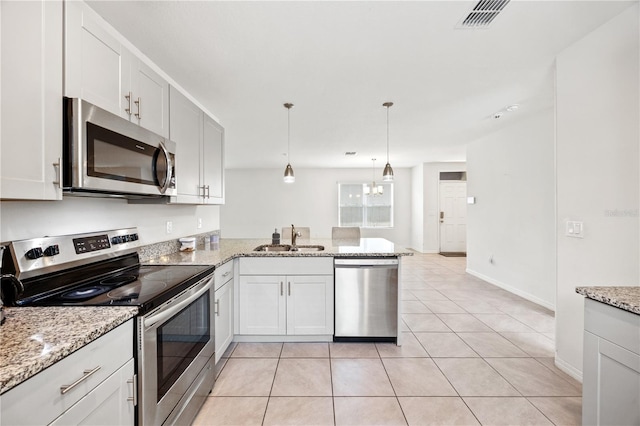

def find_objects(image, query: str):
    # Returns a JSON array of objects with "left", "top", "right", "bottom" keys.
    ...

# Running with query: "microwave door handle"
[{"left": 155, "top": 141, "right": 173, "bottom": 194}]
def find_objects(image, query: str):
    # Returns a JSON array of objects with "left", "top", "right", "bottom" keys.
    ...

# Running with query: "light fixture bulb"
[{"left": 283, "top": 163, "right": 295, "bottom": 183}]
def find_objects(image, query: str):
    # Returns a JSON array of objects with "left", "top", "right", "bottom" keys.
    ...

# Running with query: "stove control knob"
[
  {"left": 131, "top": 234, "right": 138, "bottom": 241},
  {"left": 44, "top": 245, "right": 60, "bottom": 257},
  {"left": 111, "top": 236, "right": 122, "bottom": 245},
  {"left": 25, "top": 247, "right": 44, "bottom": 260}
]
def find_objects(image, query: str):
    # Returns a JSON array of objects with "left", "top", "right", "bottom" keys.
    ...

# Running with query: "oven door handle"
[{"left": 143, "top": 278, "right": 211, "bottom": 329}]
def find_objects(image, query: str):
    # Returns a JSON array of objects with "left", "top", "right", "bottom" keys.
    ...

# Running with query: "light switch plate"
[{"left": 566, "top": 220, "right": 584, "bottom": 238}]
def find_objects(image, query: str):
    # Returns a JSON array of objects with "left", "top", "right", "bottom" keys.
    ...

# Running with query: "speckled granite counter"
[
  {"left": 0, "top": 306, "right": 138, "bottom": 394},
  {"left": 144, "top": 237, "right": 413, "bottom": 267},
  {"left": 576, "top": 286, "right": 640, "bottom": 315}
]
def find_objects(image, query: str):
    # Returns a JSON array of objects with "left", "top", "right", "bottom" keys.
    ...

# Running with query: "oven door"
[
  {"left": 64, "top": 97, "right": 177, "bottom": 197},
  {"left": 139, "top": 274, "right": 215, "bottom": 426}
]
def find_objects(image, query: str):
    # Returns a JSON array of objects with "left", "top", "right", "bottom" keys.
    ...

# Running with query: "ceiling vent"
[{"left": 456, "top": 0, "right": 510, "bottom": 29}]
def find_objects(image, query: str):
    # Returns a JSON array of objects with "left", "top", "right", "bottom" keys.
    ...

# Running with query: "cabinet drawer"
[
  {"left": 584, "top": 299, "right": 640, "bottom": 355},
  {"left": 2, "top": 320, "right": 134, "bottom": 426},
  {"left": 214, "top": 260, "right": 234, "bottom": 290},
  {"left": 239, "top": 257, "right": 333, "bottom": 275}
]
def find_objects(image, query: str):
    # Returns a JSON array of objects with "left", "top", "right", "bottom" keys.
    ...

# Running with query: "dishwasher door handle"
[{"left": 334, "top": 258, "right": 398, "bottom": 267}]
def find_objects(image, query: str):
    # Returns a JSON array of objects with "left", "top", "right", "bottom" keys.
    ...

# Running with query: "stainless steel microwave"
[{"left": 63, "top": 97, "right": 176, "bottom": 198}]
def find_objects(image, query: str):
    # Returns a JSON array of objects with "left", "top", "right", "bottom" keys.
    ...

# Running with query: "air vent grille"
[{"left": 456, "top": 0, "right": 510, "bottom": 29}]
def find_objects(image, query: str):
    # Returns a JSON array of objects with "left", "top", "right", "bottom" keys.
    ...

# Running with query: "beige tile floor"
[{"left": 193, "top": 254, "right": 581, "bottom": 426}]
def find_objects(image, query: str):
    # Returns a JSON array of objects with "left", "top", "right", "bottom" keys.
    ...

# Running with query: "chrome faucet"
[{"left": 291, "top": 224, "right": 302, "bottom": 251}]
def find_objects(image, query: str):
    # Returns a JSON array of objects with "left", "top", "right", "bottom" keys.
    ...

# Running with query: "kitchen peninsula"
[{"left": 576, "top": 286, "right": 640, "bottom": 426}]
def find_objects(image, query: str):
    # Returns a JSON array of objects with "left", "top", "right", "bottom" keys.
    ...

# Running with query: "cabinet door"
[
  {"left": 239, "top": 275, "right": 286, "bottom": 335},
  {"left": 1, "top": 0, "right": 62, "bottom": 200},
  {"left": 170, "top": 86, "right": 203, "bottom": 202},
  {"left": 64, "top": 1, "right": 129, "bottom": 119},
  {"left": 202, "top": 114, "right": 225, "bottom": 204},
  {"left": 287, "top": 275, "right": 334, "bottom": 335},
  {"left": 133, "top": 60, "right": 169, "bottom": 137},
  {"left": 215, "top": 280, "right": 234, "bottom": 363},
  {"left": 50, "top": 359, "right": 135, "bottom": 426},
  {"left": 583, "top": 331, "right": 640, "bottom": 426}
]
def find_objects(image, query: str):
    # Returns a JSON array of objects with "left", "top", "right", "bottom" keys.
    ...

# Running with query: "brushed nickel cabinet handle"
[
  {"left": 60, "top": 366, "right": 101, "bottom": 394},
  {"left": 127, "top": 374, "right": 138, "bottom": 406},
  {"left": 206, "top": 185, "right": 210, "bottom": 199},
  {"left": 125, "top": 92, "right": 132, "bottom": 116},
  {"left": 288, "top": 281, "right": 291, "bottom": 296},
  {"left": 215, "top": 299, "right": 220, "bottom": 316},
  {"left": 280, "top": 281, "right": 283, "bottom": 296},
  {"left": 52, "top": 158, "right": 62, "bottom": 187},
  {"left": 221, "top": 271, "right": 231, "bottom": 278},
  {"left": 134, "top": 97, "right": 141, "bottom": 119}
]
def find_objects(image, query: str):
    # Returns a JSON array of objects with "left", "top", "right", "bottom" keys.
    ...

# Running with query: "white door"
[
  {"left": 286, "top": 275, "right": 334, "bottom": 335},
  {"left": 238, "top": 275, "right": 286, "bottom": 335},
  {"left": 169, "top": 86, "right": 203, "bottom": 202},
  {"left": 439, "top": 181, "right": 467, "bottom": 253},
  {"left": 214, "top": 280, "right": 234, "bottom": 363}
]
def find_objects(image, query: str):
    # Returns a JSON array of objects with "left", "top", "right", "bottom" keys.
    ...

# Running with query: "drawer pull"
[
  {"left": 215, "top": 299, "right": 220, "bottom": 316},
  {"left": 60, "top": 366, "right": 101, "bottom": 395},
  {"left": 222, "top": 271, "right": 231, "bottom": 278}
]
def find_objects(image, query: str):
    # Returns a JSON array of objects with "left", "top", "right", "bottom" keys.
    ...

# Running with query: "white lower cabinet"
[
  {"left": 215, "top": 277, "right": 234, "bottom": 363},
  {"left": 1, "top": 320, "right": 135, "bottom": 426},
  {"left": 50, "top": 359, "right": 135, "bottom": 426},
  {"left": 582, "top": 298, "right": 640, "bottom": 426},
  {"left": 237, "top": 257, "right": 334, "bottom": 336}
]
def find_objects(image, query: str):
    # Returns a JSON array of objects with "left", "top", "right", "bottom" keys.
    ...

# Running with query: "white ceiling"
[{"left": 87, "top": 0, "right": 636, "bottom": 169}]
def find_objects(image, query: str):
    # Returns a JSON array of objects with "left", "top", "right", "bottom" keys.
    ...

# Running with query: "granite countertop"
[
  {"left": 576, "top": 286, "right": 640, "bottom": 315},
  {"left": 144, "top": 237, "right": 413, "bottom": 267},
  {"left": 0, "top": 306, "right": 138, "bottom": 395}
]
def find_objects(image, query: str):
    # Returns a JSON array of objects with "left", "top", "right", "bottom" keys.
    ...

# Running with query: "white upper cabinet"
[
  {"left": 64, "top": 1, "right": 169, "bottom": 137},
  {"left": 1, "top": 0, "right": 63, "bottom": 200},
  {"left": 170, "top": 86, "right": 224, "bottom": 204}
]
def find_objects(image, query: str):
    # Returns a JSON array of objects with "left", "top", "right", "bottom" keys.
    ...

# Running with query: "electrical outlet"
[
  {"left": 197, "top": 218, "right": 202, "bottom": 229},
  {"left": 166, "top": 221, "right": 173, "bottom": 234}
]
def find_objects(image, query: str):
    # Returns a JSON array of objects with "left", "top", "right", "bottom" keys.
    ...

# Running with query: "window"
[{"left": 338, "top": 183, "right": 393, "bottom": 228}]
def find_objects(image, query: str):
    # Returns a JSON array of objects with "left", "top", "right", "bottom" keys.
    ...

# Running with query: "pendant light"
[
  {"left": 283, "top": 102, "right": 295, "bottom": 183},
  {"left": 382, "top": 101, "right": 394, "bottom": 182},
  {"left": 364, "top": 158, "right": 383, "bottom": 196}
]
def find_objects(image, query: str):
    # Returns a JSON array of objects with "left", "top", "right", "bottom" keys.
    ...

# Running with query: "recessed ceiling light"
[
  {"left": 506, "top": 104, "right": 519, "bottom": 112},
  {"left": 345, "top": 152, "right": 357, "bottom": 156}
]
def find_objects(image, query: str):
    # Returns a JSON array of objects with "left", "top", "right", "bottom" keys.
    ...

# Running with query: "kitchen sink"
[
  {"left": 254, "top": 244, "right": 292, "bottom": 252},
  {"left": 253, "top": 244, "right": 325, "bottom": 252},
  {"left": 295, "top": 245, "right": 325, "bottom": 252}
]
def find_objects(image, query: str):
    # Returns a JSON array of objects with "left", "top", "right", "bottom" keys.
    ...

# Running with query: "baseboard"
[
  {"left": 466, "top": 268, "right": 556, "bottom": 312},
  {"left": 554, "top": 355, "right": 583, "bottom": 383}
]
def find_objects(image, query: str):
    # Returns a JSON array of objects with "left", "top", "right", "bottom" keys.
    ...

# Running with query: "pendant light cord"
[
  {"left": 287, "top": 107, "right": 291, "bottom": 164},
  {"left": 386, "top": 106, "right": 390, "bottom": 163}
]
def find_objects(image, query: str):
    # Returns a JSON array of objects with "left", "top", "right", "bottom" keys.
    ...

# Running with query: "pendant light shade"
[
  {"left": 283, "top": 103, "right": 295, "bottom": 183},
  {"left": 382, "top": 102, "right": 394, "bottom": 182}
]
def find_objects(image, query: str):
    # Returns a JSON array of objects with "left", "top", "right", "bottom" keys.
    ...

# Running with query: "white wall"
[
  {"left": 422, "top": 162, "right": 467, "bottom": 253},
  {"left": 220, "top": 168, "right": 413, "bottom": 248},
  {"left": 0, "top": 197, "right": 220, "bottom": 245},
  {"left": 411, "top": 164, "right": 424, "bottom": 252},
  {"left": 466, "top": 109, "right": 556, "bottom": 310},
  {"left": 555, "top": 4, "right": 639, "bottom": 379}
]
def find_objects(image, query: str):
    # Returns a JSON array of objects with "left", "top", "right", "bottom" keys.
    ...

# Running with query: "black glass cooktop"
[{"left": 16, "top": 255, "right": 215, "bottom": 315}]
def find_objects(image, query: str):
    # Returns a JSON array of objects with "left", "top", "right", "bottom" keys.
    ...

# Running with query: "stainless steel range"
[{"left": 0, "top": 228, "right": 215, "bottom": 426}]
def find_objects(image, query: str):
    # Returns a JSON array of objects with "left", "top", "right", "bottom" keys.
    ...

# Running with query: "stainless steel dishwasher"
[{"left": 334, "top": 257, "right": 398, "bottom": 342}]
